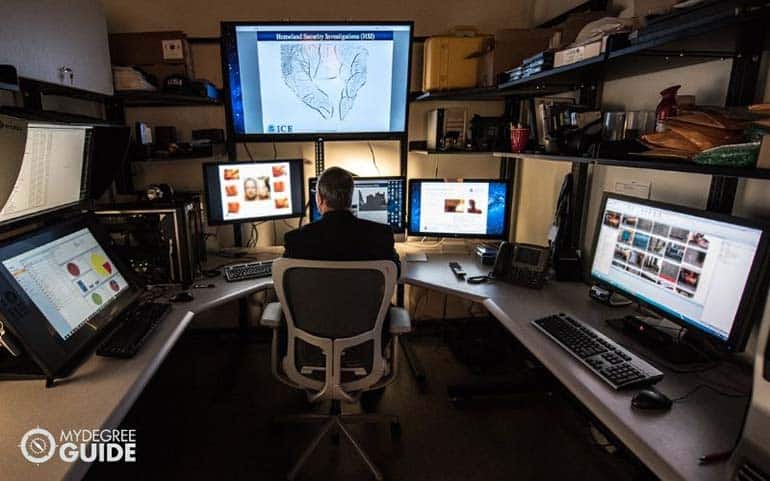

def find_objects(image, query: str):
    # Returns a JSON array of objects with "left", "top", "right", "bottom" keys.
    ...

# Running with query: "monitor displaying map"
[{"left": 221, "top": 22, "right": 413, "bottom": 139}]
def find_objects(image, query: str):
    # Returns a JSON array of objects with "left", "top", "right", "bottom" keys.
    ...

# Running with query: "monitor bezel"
[
  {"left": 0, "top": 214, "right": 142, "bottom": 378},
  {"left": 590, "top": 192, "right": 770, "bottom": 352},
  {"left": 202, "top": 159, "right": 307, "bottom": 226},
  {"left": 308, "top": 175, "right": 407, "bottom": 233},
  {"left": 406, "top": 178, "right": 513, "bottom": 240},
  {"left": 219, "top": 20, "right": 414, "bottom": 142}
]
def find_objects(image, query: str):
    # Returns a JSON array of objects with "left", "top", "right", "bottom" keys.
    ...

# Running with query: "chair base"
[{"left": 274, "top": 408, "right": 400, "bottom": 481}]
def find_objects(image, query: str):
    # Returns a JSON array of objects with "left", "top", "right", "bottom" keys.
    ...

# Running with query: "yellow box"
[{"left": 422, "top": 35, "right": 491, "bottom": 91}]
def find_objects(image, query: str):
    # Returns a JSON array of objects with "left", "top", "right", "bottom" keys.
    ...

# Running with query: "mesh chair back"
[{"left": 271, "top": 258, "right": 397, "bottom": 401}]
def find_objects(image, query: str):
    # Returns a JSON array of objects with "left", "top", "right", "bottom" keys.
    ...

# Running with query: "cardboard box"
[
  {"left": 422, "top": 34, "right": 491, "bottom": 91},
  {"left": 109, "top": 31, "right": 194, "bottom": 87},
  {"left": 486, "top": 28, "right": 561, "bottom": 85},
  {"left": 552, "top": 11, "right": 608, "bottom": 48},
  {"left": 554, "top": 37, "right": 608, "bottom": 68},
  {"left": 633, "top": 0, "right": 678, "bottom": 18}
]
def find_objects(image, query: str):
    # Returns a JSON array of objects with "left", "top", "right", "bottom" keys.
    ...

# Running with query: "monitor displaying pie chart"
[
  {"left": 66, "top": 262, "right": 80, "bottom": 277},
  {"left": 91, "top": 293, "right": 103, "bottom": 306},
  {"left": 90, "top": 252, "right": 113, "bottom": 277}
]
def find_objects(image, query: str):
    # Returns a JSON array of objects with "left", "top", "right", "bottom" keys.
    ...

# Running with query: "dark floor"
[{"left": 85, "top": 325, "right": 648, "bottom": 481}]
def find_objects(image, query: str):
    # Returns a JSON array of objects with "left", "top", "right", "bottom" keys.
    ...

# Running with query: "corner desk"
[{"left": 0, "top": 250, "right": 751, "bottom": 481}]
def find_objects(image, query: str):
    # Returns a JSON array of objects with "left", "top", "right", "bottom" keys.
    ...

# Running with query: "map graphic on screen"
[{"left": 223, "top": 23, "right": 412, "bottom": 138}]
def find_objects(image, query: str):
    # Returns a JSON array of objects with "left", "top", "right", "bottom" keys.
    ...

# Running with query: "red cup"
[{"left": 510, "top": 127, "right": 530, "bottom": 153}]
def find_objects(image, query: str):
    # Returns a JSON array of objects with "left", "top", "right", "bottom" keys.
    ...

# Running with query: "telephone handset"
[{"left": 491, "top": 241, "right": 550, "bottom": 289}]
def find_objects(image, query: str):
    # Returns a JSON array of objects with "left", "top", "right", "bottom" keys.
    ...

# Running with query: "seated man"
[
  {"left": 284, "top": 166, "right": 399, "bottom": 410},
  {"left": 284, "top": 166, "right": 400, "bottom": 275}
]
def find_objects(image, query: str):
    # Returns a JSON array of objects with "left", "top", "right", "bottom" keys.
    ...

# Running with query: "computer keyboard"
[
  {"left": 223, "top": 260, "right": 273, "bottom": 282},
  {"left": 97, "top": 302, "right": 171, "bottom": 358},
  {"left": 532, "top": 313, "right": 663, "bottom": 390}
]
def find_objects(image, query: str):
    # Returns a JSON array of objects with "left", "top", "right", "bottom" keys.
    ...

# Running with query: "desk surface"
[
  {"left": 403, "top": 253, "right": 751, "bottom": 481},
  {"left": 0, "top": 277, "right": 273, "bottom": 481},
  {"left": 0, "top": 250, "right": 752, "bottom": 481}
]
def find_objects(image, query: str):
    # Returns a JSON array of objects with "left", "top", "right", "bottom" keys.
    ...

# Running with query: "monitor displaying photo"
[
  {"left": 592, "top": 193, "right": 768, "bottom": 350},
  {"left": 309, "top": 176, "right": 405, "bottom": 232},
  {"left": 408, "top": 179, "right": 512, "bottom": 239},
  {"left": 203, "top": 159, "right": 305, "bottom": 225}
]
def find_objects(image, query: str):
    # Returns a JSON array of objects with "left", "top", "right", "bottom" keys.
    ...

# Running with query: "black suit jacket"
[{"left": 284, "top": 210, "right": 401, "bottom": 276}]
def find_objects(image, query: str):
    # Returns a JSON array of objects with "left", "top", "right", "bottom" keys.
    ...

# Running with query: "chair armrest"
[
  {"left": 388, "top": 307, "right": 412, "bottom": 335},
  {"left": 260, "top": 302, "right": 284, "bottom": 328}
]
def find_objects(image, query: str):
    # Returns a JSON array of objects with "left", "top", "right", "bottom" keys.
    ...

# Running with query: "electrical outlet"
[{"left": 162, "top": 39, "right": 184, "bottom": 61}]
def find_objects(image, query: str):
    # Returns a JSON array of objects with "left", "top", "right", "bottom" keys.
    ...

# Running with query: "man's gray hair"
[{"left": 317, "top": 166, "right": 354, "bottom": 210}]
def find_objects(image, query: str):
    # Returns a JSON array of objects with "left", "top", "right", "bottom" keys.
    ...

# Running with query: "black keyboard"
[
  {"left": 532, "top": 313, "right": 663, "bottom": 390},
  {"left": 97, "top": 302, "right": 171, "bottom": 358},
  {"left": 223, "top": 260, "right": 273, "bottom": 282}
]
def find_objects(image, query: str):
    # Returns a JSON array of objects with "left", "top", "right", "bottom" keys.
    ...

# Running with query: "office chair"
[{"left": 261, "top": 258, "right": 412, "bottom": 481}]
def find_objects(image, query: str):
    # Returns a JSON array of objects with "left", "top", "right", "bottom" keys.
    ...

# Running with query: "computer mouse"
[
  {"left": 171, "top": 291, "right": 194, "bottom": 303},
  {"left": 632, "top": 388, "right": 672, "bottom": 411}
]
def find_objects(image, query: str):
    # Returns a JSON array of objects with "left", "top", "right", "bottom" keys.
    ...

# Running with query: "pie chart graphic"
[
  {"left": 90, "top": 252, "right": 113, "bottom": 277},
  {"left": 66, "top": 262, "right": 80, "bottom": 277},
  {"left": 91, "top": 293, "right": 103, "bottom": 306},
  {"left": 109, "top": 280, "right": 120, "bottom": 292}
]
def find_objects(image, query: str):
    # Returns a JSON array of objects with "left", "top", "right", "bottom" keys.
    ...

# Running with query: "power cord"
[
  {"left": 367, "top": 142, "right": 380, "bottom": 175},
  {"left": 273, "top": 142, "right": 278, "bottom": 160},
  {"left": 671, "top": 383, "right": 750, "bottom": 403},
  {"left": 243, "top": 143, "right": 255, "bottom": 161}
]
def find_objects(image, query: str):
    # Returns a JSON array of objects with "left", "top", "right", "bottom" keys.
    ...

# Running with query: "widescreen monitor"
[
  {"left": 220, "top": 21, "right": 413, "bottom": 141},
  {"left": 591, "top": 193, "right": 769, "bottom": 350},
  {"left": 309, "top": 176, "right": 405, "bottom": 233},
  {"left": 408, "top": 179, "right": 512, "bottom": 240},
  {"left": 0, "top": 115, "right": 91, "bottom": 226},
  {"left": 203, "top": 159, "right": 305, "bottom": 225}
]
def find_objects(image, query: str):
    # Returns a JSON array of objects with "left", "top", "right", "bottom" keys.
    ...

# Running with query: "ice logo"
[
  {"left": 281, "top": 44, "right": 368, "bottom": 121},
  {"left": 268, "top": 124, "right": 276, "bottom": 133},
  {"left": 19, "top": 427, "right": 57, "bottom": 464}
]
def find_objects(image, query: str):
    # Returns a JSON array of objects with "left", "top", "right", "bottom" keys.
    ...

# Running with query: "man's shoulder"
[
  {"left": 353, "top": 216, "right": 394, "bottom": 236},
  {"left": 284, "top": 221, "right": 321, "bottom": 244}
]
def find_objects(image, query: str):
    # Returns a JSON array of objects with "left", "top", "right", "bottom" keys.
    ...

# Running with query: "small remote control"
[{"left": 449, "top": 261, "right": 466, "bottom": 278}]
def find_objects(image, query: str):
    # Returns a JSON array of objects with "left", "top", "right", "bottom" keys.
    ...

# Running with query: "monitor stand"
[
  {"left": 606, "top": 314, "right": 713, "bottom": 365},
  {"left": 405, "top": 253, "right": 428, "bottom": 262},
  {"left": 0, "top": 348, "right": 47, "bottom": 381}
]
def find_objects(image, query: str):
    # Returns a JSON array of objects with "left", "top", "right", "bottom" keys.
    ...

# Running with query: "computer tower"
[
  {"left": 426, "top": 108, "right": 467, "bottom": 151},
  {"left": 92, "top": 197, "right": 205, "bottom": 285},
  {"left": 729, "top": 301, "right": 770, "bottom": 480}
]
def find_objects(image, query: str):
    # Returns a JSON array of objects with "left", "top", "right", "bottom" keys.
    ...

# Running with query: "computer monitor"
[
  {"left": 309, "top": 176, "right": 406, "bottom": 233},
  {"left": 220, "top": 21, "right": 413, "bottom": 141},
  {"left": 0, "top": 115, "right": 91, "bottom": 225},
  {"left": 0, "top": 216, "right": 140, "bottom": 377},
  {"left": 408, "top": 179, "right": 513, "bottom": 239},
  {"left": 591, "top": 193, "right": 770, "bottom": 351},
  {"left": 203, "top": 159, "right": 305, "bottom": 225}
]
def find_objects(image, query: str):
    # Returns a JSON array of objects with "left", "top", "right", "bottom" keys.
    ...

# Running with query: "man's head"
[{"left": 316, "top": 167, "right": 354, "bottom": 215}]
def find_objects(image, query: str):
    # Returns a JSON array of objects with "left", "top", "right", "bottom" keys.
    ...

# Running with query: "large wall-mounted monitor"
[
  {"left": 408, "top": 179, "right": 513, "bottom": 240},
  {"left": 309, "top": 176, "right": 406, "bottom": 233},
  {"left": 0, "top": 115, "right": 91, "bottom": 226},
  {"left": 591, "top": 193, "right": 770, "bottom": 351},
  {"left": 220, "top": 21, "right": 413, "bottom": 141},
  {"left": 203, "top": 159, "right": 305, "bottom": 225}
]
